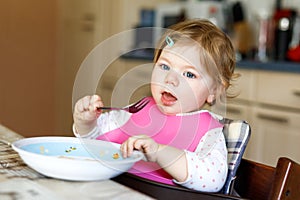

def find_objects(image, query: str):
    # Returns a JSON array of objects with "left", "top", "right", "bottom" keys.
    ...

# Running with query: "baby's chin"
[
  {"left": 157, "top": 106, "right": 177, "bottom": 115},
  {"left": 155, "top": 103, "right": 185, "bottom": 115},
  {"left": 160, "top": 103, "right": 203, "bottom": 115}
]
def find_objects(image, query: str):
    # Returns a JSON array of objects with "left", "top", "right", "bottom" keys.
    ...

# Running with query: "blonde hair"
[{"left": 154, "top": 19, "right": 238, "bottom": 96}]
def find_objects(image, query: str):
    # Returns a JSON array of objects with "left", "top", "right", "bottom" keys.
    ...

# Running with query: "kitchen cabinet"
[
  {"left": 251, "top": 107, "right": 300, "bottom": 166},
  {"left": 256, "top": 71, "right": 300, "bottom": 109},
  {"left": 226, "top": 68, "right": 256, "bottom": 120},
  {"left": 226, "top": 68, "right": 300, "bottom": 166}
]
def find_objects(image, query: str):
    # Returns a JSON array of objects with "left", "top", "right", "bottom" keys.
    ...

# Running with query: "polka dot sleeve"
[{"left": 174, "top": 127, "right": 228, "bottom": 192}]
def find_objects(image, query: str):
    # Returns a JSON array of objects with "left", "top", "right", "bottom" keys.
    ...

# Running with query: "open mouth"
[{"left": 161, "top": 91, "right": 177, "bottom": 105}]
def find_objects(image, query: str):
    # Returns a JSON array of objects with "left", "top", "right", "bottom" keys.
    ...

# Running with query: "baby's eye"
[
  {"left": 160, "top": 64, "right": 170, "bottom": 71},
  {"left": 183, "top": 71, "right": 196, "bottom": 79}
]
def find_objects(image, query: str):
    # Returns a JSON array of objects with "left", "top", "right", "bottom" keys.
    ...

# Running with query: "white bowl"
[{"left": 12, "top": 137, "right": 143, "bottom": 181}]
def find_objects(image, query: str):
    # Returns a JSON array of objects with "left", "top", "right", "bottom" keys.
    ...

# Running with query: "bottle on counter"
[
  {"left": 255, "top": 10, "right": 275, "bottom": 62},
  {"left": 273, "top": 7, "right": 297, "bottom": 61},
  {"left": 231, "top": 2, "right": 254, "bottom": 60}
]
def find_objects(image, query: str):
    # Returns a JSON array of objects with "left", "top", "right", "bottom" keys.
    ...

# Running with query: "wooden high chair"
[
  {"left": 114, "top": 157, "right": 300, "bottom": 199},
  {"left": 234, "top": 157, "right": 300, "bottom": 200}
]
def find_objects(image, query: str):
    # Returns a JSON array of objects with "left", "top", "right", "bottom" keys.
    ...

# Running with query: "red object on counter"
[{"left": 287, "top": 45, "right": 300, "bottom": 62}]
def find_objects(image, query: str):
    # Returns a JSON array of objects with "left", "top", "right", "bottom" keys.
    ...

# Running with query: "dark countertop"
[
  {"left": 237, "top": 60, "right": 300, "bottom": 73},
  {"left": 121, "top": 49, "right": 300, "bottom": 73}
]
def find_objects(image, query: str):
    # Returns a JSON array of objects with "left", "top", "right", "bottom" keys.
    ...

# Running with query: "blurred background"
[{"left": 1, "top": 0, "right": 300, "bottom": 138}]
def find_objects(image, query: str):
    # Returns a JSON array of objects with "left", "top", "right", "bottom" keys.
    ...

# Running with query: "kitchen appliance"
[
  {"left": 153, "top": 1, "right": 227, "bottom": 44},
  {"left": 287, "top": 16, "right": 300, "bottom": 62},
  {"left": 273, "top": 8, "right": 297, "bottom": 60}
]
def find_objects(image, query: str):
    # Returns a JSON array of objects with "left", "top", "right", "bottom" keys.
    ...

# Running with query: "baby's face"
[{"left": 151, "top": 42, "right": 216, "bottom": 115}]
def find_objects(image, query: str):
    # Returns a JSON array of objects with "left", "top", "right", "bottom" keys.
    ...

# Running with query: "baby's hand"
[
  {"left": 121, "top": 135, "right": 159, "bottom": 162},
  {"left": 73, "top": 95, "right": 103, "bottom": 134}
]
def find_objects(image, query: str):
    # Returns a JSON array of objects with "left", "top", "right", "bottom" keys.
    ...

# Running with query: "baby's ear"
[{"left": 206, "top": 94, "right": 215, "bottom": 105}]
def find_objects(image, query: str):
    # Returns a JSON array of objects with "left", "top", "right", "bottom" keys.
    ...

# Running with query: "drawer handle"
[
  {"left": 257, "top": 113, "right": 288, "bottom": 124},
  {"left": 226, "top": 107, "right": 242, "bottom": 115},
  {"left": 293, "top": 90, "right": 300, "bottom": 97}
]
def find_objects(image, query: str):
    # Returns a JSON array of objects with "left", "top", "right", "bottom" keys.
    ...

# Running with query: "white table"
[{"left": 0, "top": 124, "right": 154, "bottom": 200}]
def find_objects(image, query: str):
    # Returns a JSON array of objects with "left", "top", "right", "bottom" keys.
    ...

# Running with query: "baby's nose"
[{"left": 164, "top": 70, "right": 179, "bottom": 87}]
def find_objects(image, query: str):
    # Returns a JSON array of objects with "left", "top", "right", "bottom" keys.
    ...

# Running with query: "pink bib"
[{"left": 97, "top": 97, "right": 223, "bottom": 185}]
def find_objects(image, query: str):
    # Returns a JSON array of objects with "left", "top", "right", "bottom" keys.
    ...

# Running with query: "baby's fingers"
[
  {"left": 121, "top": 137, "right": 138, "bottom": 158},
  {"left": 132, "top": 139, "right": 146, "bottom": 152},
  {"left": 90, "top": 95, "right": 103, "bottom": 111},
  {"left": 120, "top": 141, "right": 129, "bottom": 158},
  {"left": 75, "top": 96, "right": 92, "bottom": 113},
  {"left": 82, "top": 96, "right": 93, "bottom": 110}
]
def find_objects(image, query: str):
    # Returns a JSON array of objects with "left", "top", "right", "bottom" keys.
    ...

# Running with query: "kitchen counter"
[
  {"left": 237, "top": 60, "right": 300, "bottom": 73},
  {"left": 121, "top": 49, "right": 300, "bottom": 73}
]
